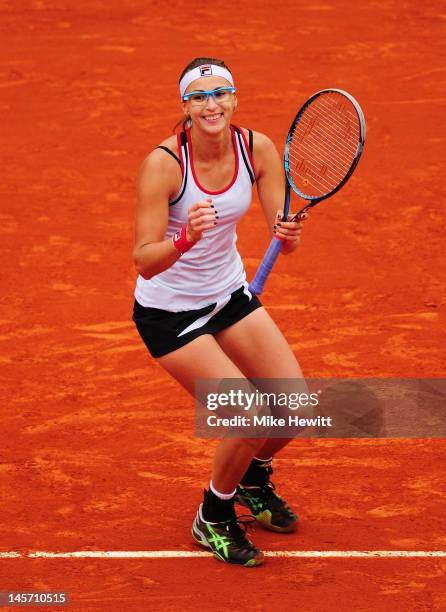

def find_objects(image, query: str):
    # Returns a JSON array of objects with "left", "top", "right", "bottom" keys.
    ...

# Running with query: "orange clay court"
[{"left": 1, "top": 0, "right": 445, "bottom": 610}]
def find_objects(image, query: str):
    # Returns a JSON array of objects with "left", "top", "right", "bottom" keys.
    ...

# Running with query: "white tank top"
[{"left": 134, "top": 125, "right": 256, "bottom": 312}]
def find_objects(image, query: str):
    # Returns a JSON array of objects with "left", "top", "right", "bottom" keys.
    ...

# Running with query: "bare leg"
[
  {"left": 215, "top": 307, "right": 305, "bottom": 459},
  {"left": 255, "top": 437, "right": 295, "bottom": 459},
  {"left": 212, "top": 438, "right": 266, "bottom": 494},
  {"left": 157, "top": 335, "right": 267, "bottom": 493}
]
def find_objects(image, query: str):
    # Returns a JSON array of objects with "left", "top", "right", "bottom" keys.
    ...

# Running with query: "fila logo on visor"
[{"left": 199, "top": 65, "right": 213, "bottom": 76}]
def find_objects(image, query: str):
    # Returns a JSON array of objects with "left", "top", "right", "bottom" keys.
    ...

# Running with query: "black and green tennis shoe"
[
  {"left": 192, "top": 492, "right": 264, "bottom": 567},
  {"left": 235, "top": 482, "right": 298, "bottom": 533}
]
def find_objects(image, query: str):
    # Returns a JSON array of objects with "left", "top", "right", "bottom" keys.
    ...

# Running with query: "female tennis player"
[{"left": 132, "top": 57, "right": 307, "bottom": 567}]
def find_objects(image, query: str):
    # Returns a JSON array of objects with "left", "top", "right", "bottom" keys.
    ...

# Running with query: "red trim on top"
[
  {"left": 176, "top": 131, "right": 185, "bottom": 179},
  {"left": 186, "top": 125, "right": 239, "bottom": 195},
  {"left": 238, "top": 126, "right": 257, "bottom": 180}
]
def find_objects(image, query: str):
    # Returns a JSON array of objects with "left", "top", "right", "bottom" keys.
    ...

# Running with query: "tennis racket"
[{"left": 249, "top": 88, "right": 366, "bottom": 295}]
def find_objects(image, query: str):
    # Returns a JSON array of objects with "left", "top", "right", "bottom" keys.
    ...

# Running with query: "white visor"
[{"left": 179, "top": 64, "right": 234, "bottom": 98}]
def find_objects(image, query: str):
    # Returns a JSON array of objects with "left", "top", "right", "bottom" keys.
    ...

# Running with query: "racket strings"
[
  {"left": 288, "top": 92, "right": 360, "bottom": 198},
  {"left": 291, "top": 113, "right": 358, "bottom": 182},
  {"left": 289, "top": 131, "right": 352, "bottom": 188},
  {"left": 301, "top": 101, "right": 359, "bottom": 165},
  {"left": 298, "top": 112, "right": 359, "bottom": 165},
  {"left": 290, "top": 108, "right": 358, "bottom": 189}
]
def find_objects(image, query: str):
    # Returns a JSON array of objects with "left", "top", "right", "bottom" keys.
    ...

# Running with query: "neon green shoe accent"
[
  {"left": 256, "top": 509, "right": 273, "bottom": 524},
  {"left": 239, "top": 487, "right": 265, "bottom": 515},
  {"left": 236, "top": 485, "right": 298, "bottom": 532},
  {"left": 206, "top": 523, "right": 230, "bottom": 559},
  {"left": 244, "top": 557, "right": 260, "bottom": 567}
]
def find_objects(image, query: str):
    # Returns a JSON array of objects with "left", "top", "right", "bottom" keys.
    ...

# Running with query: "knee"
[{"left": 237, "top": 437, "right": 270, "bottom": 453}]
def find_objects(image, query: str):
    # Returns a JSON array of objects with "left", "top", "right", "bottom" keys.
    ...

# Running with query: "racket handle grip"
[{"left": 248, "top": 237, "right": 284, "bottom": 295}]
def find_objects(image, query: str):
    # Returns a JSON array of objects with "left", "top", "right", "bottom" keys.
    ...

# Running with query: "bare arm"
[
  {"left": 133, "top": 149, "right": 217, "bottom": 280},
  {"left": 253, "top": 131, "right": 306, "bottom": 255},
  {"left": 133, "top": 150, "right": 181, "bottom": 279},
  {"left": 253, "top": 131, "right": 286, "bottom": 237}
]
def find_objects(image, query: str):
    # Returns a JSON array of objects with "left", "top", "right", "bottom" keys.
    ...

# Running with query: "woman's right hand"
[{"left": 186, "top": 198, "right": 218, "bottom": 242}]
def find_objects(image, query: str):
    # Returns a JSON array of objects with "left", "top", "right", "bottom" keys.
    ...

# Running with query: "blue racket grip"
[{"left": 248, "top": 237, "right": 284, "bottom": 295}]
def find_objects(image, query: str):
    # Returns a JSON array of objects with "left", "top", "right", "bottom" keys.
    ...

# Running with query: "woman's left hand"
[{"left": 273, "top": 210, "right": 309, "bottom": 255}]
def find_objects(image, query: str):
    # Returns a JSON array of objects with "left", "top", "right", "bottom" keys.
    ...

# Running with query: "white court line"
[{"left": 1, "top": 550, "right": 446, "bottom": 559}]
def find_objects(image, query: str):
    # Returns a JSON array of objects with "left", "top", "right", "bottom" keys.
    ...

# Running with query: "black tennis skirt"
[{"left": 132, "top": 285, "right": 262, "bottom": 358}]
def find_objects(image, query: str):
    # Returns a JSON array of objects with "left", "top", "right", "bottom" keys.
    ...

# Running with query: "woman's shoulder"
[
  {"left": 139, "top": 134, "right": 182, "bottom": 174},
  {"left": 137, "top": 134, "right": 183, "bottom": 195},
  {"left": 236, "top": 127, "right": 276, "bottom": 152},
  {"left": 158, "top": 133, "right": 181, "bottom": 156},
  {"left": 251, "top": 129, "right": 276, "bottom": 150},
  {"left": 236, "top": 128, "right": 279, "bottom": 178}
]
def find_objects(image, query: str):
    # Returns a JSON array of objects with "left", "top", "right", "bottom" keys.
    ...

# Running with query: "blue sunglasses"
[{"left": 182, "top": 87, "right": 236, "bottom": 105}]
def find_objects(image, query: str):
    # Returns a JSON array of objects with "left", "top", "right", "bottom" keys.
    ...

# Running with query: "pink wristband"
[{"left": 172, "top": 225, "right": 196, "bottom": 255}]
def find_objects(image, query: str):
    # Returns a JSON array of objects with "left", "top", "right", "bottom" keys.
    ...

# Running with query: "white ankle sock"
[{"left": 209, "top": 480, "right": 236, "bottom": 500}]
